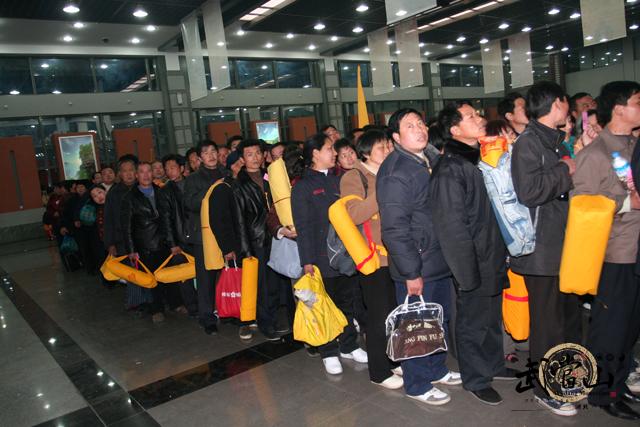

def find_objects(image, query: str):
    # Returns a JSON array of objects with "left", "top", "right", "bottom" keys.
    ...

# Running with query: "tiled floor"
[{"left": 0, "top": 238, "right": 636, "bottom": 426}]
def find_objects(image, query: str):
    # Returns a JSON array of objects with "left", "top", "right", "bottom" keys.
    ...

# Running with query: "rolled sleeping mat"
[
  {"left": 240, "top": 256, "right": 259, "bottom": 321},
  {"left": 502, "top": 269, "right": 529, "bottom": 341},
  {"left": 267, "top": 158, "right": 294, "bottom": 228}
]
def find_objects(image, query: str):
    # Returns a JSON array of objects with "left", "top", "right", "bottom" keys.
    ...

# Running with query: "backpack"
[
  {"left": 327, "top": 170, "right": 368, "bottom": 276},
  {"left": 478, "top": 149, "right": 537, "bottom": 257},
  {"left": 79, "top": 202, "right": 97, "bottom": 226}
]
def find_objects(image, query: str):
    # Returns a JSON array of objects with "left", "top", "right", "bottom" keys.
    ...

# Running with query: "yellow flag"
[{"left": 356, "top": 65, "right": 369, "bottom": 128}]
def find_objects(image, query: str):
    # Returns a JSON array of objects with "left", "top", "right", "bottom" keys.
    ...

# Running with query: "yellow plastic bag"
[
  {"left": 560, "top": 194, "right": 616, "bottom": 295},
  {"left": 106, "top": 256, "right": 157, "bottom": 288},
  {"left": 154, "top": 252, "right": 196, "bottom": 283},
  {"left": 328, "top": 195, "right": 380, "bottom": 275},
  {"left": 201, "top": 179, "right": 227, "bottom": 270},
  {"left": 503, "top": 270, "right": 529, "bottom": 341},
  {"left": 292, "top": 266, "right": 348, "bottom": 347},
  {"left": 100, "top": 254, "right": 119, "bottom": 281},
  {"left": 240, "top": 257, "right": 259, "bottom": 321},
  {"left": 267, "top": 158, "right": 294, "bottom": 228}
]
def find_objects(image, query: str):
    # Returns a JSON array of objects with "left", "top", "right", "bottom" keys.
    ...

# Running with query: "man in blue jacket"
[{"left": 378, "top": 108, "right": 460, "bottom": 406}]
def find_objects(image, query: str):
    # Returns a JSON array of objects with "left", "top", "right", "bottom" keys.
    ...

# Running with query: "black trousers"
[
  {"left": 455, "top": 290, "right": 504, "bottom": 391},
  {"left": 587, "top": 263, "right": 640, "bottom": 406},
  {"left": 194, "top": 243, "right": 219, "bottom": 327},
  {"left": 175, "top": 246, "right": 198, "bottom": 315},
  {"left": 255, "top": 246, "right": 277, "bottom": 332},
  {"left": 319, "top": 275, "right": 359, "bottom": 358},
  {"left": 359, "top": 267, "right": 397, "bottom": 383},
  {"left": 141, "top": 249, "right": 183, "bottom": 314},
  {"left": 523, "top": 274, "right": 582, "bottom": 398}
]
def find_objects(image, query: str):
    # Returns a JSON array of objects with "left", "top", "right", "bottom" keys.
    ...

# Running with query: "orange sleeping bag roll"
[
  {"left": 267, "top": 158, "right": 294, "bottom": 228},
  {"left": 328, "top": 195, "right": 380, "bottom": 275},
  {"left": 559, "top": 194, "right": 616, "bottom": 295},
  {"left": 106, "top": 256, "right": 157, "bottom": 288},
  {"left": 154, "top": 252, "right": 196, "bottom": 283},
  {"left": 201, "top": 179, "right": 227, "bottom": 271},
  {"left": 100, "top": 254, "right": 120, "bottom": 281},
  {"left": 240, "top": 257, "right": 259, "bottom": 321},
  {"left": 502, "top": 270, "right": 529, "bottom": 341}
]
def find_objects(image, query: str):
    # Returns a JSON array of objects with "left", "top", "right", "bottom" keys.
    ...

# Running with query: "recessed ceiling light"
[
  {"left": 286, "top": 33, "right": 294, "bottom": 39},
  {"left": 585, "top": 35, "right": 594, "bottom": 40},
  {"left": 479, "top": 38, "right": 489, "bottom": 44},
  {"left": 396, "top": 10, "right": 407, "bottom": 17},
  {"left": 503, "top": 55, "right": 509, "bottom": 61},
  {"left": 461, "top": 53, "right": 467, "bottom": 58},
  {"left": 73, "top": 22, "right": 84, "bottom": 29},
  {"left": 216, "top": 41, "right": 225, "bottom": 47},
  {"left": 261, "top": 65, "right": 268, "bottom": 69},
  {"left": 352, "top": 26, "right": 364, "bottom": 33},
  {"left": 63, "top": 35, "right": 73, "bottom": 42},
  {"left": 314, "top": 23, "right": 325, "bottom": 30},
  {"left": 63, "top": 4, "right": 79, "bottom": 14},
  {"left": 484, "top": 47, "right": 490, "bottom": 52},
  {"left": 522, "top": 26, "right": 531, "bottom": 32},
  {"left": 265, "top": 42, "right": 273, "bottom": 48},
  {"left": 52, "top": 90, "right": 61, "bottom": 94},
  {"left": 236, "top": 29, "right": 245, "bottom": 36},
  {"left": 498, "top": 22, "right": 509, "bottom": 30},
  {"left": 456, "top": 36, "right": 466, "bottom": 42},
  {"left": 395, "top": 49, "right": 402, "bottom": 54},
  {"left": 146, "top": 25, "right": 156, "bottom": 32},
  {"left": 600, "top": 38, "right": 608, "bottom": 42},
  {"left": 446, "top": 44, "right": 453, "bottom": 49},
  {"left": 9, "top": 90, "right": 20, "bottom": 95},
  {"left": 423, "top": 51, "right": 430, "bottom": 56},
  {"left": 133, "top": 8, "right": 148, "bottom": 18},
  {"left": 617, "top": 52, "right": 622, "bottom": 56},
  {"left": 418, "top": 42, "right": 425, "bottom": 48},
  {"left": 356, "top": 4, "right": 369, "bottom": 12},
  {"left": 545, "top": 44, "right": 554, "bottom": 50},
  {"left": 548, "top": 8, "right": 560, "bottom": 15},
  {"left": 506, "top": 49, "right": 511, "bottom": 53},
  {"left": 130, "top": 37, "right": 141, "bottom": 44},
  {"left": 330, "top": 35, "right": 338, "bottom": 41},
  {"left": 363, "top": 47, "right": 370, "bottom": 52},
  {"left": 570, "top": 12, "right": 581, "bottom": 19},
  {"left": 630, "top": 24, "right": 639, "bottom": 30},
  {"left": 308, "top": 44, "right": 316, "bottom": 50},
  {"left": 343, "top": 66, "right": 349, "bottom": 70},
  {"left": 221, "top": 65, "right": 228, "bottom": 69},
  {"left": 100, "top": 64, "right": 108, "bottom": 69},
  {"left": 130, "top": 112, "right": 137, "bottom": 116},
  {"left": 561, "top": 47, "right": 569, "bottom": 52},
  {"left": 386, "top": 39, "right": 394, "bottom": 45}
]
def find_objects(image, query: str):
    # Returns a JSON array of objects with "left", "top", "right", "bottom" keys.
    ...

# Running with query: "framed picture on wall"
[
  {"left": 56, "top": 134, "right": 99, "bottom": 180},
  {"left": 254, "top": 120, "right": 280, "bottom": 144}
]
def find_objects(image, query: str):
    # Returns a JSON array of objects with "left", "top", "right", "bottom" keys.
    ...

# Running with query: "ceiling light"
[
  {"left": 461, "top": 54, "right": 467, "bottom": 58},
  {"left": 419, "top": 42, "right": 425, "bottom": 47},
  {"left": 548, "top": 8, "right": 560, "bottom": 15},
  {"left": 356, "top": 4, "right": 369, "bottom": 12},
  {"left": 100, "top": 64, "right": 108, "bottom": 69},
  {"left": 561, "top": 47, "right": 569, "bottom": 52},
  {"left": 146, "top": 25, "right": 157, "bottom": 32},
  {"left": 52, "top": 90, "right": 61, "bottom": 94},
  {"left": 343, "top": 66, "right": 349, "bottom": 70},
  {"left": 545, "top": 44, "right": 554, "bottom": 50},
  {"left": 498, "top": 23, "right": 509, "bottom": 30},
  {"left": 521, "top": 26, "right": 531, "bottom": 32},
  {"left": 386, "top": 39, "right": 394, "bottom": 45},
  {"left": 130, "top": 112, "right": 137, "bottom": 116},
  {"left": 286, "top": 33, "right": 294, "bottom": 39},
  {"left": 63, "top": 35, "right": 73, "bottom": 42},
  {"left": 479, "top": 38, "right": 489, "bottom": 44},
  {"left": 456, "top": 36, "right": 466, "bottom": 42},
  {"left": 9, "top": 90, "right": 19, "bottom": 95},
  {"left": 617, "top": 52, "right": 622, "bottom": 56},
  {"left": 363, "top": 47, "right": 370, "bottom": 52},
  {"left": 265, "top": 42, "right": 273, "bottom": 48},
  {"left": 429, "top": 17, "right": 450, "bottom": 26},
  {"left": 261, "top": 65, "right": 268, "bottom": 69},
  {"left": 130, "top": 37, "right": 141, "bottom": 44},
  {"left": 216, "top": 41, "right": 225, "bottom": 46},
  {"left": 396, "top": 10, "right": 407, "bottom": 17},
  {"left": 41, "top": 63, "right": 49, "bottom": 69},
  {"left": 600, "top": 38, "right": 608, "bottom": 42},
  {"left": 221, "top": 65, "right": 228, "bottom": 69},
  {"left": 352, "top": 26, "right": 364, "bottom": 33},
  {"left": 314, "top": 23, "right": 325, "bottom": 30},
  {"left": 133, "top": 8, "right": 148, "bottom": 18},
  {"left": 630, "top": 24, "right": 639, "bottom": 30},
  {"left": 330, "top": 36, "right": 338, "bottom": 41},
  {"left": 395, "top": 49, "right": 402, "bottom": 54},
  {"left": 503, "top": 55, "right": 509, "bottom": 61},
  {"left": 506, "top": 49, "right": 511, "bottom": 53},
  {"left": 473, "top": 2, "right": 497, "bottom": 11},
  {"left": 423, "top": 51, "right": 430, "bottom": 56},
  {"left": 240, "top": 14, "right": 259, "bottom": 21},
  {"left": 585, "top": 35, "right": 593, "bottom": 40},
  {"left": 451, "top": 10, "right": 473, "bottom": 18},
  {"left": 484, "top": 47, "right": 490, "bottom": 52},
  {"left": 570, "top": 12, "right": 581, "bottom": 19},
  {"left": 236, "top": 29, "right": 246, "bottom": 36},
  {"left": 606, "top": 51, "right": 611, "bottom": 55},
  {"left": 446, "top": 44, "right": 453, "bottom": 49},
  {"left": 63, "top": 4, "right": 80, "bottom": 14},
  {"left": 73, "top": 22, "right": 84, "bottom": 28},
  {"left": 308, "top": 44, "right": 316, "bottom": 50}
]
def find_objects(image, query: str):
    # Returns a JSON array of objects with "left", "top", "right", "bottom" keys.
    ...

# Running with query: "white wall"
[{"left": 565, "top": 64, "right": 625, "bottom": 96}]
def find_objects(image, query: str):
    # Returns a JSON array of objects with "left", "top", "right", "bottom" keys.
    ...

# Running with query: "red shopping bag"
[{"left": 215, "top": 262, "right": 242, "bottom": 319}]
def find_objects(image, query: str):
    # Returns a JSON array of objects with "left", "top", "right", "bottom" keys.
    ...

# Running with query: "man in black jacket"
[
  {"left": 511, "top": 81, "right": 581, "bottom": 417},
  {"left": 121, "top": 162, "right": 182, "bottom": 323},
  {"left": 157, "top": 154, "right": 195, "bottom": 316},
  {"left": 378, "top": 108, "right": 458, "bottom": 406},
  {"left": 183, "top": 141, "right": 230, "bottom": 335},
  {"left": 431, "top": 104, "right": 514, "bottom": 405},
  {"left": 232, "top": 139, "right": 279, "bottom": 341}
]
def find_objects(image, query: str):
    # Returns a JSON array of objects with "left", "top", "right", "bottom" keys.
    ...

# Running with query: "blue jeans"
[{"left": 394, "top": 277, "right": 452, "bottom": 396}]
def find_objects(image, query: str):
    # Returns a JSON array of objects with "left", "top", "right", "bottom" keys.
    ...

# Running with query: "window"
[
  {"left": 236, "top": 60, "right": 275, "bottom": 89},
  {"left": 276, "top": 61, "right": 312, "bottom": 88},
  {"left": 95, "top": 58, "right": 148, "bottom": 92},
  {"left": 204, "top": 58, "right": 236, "bottom": 90},
  {"left": 32, "top": 58, "right": 94, "bottom": 94},
  {"left": 0, "top": 57, "right": 33, "bottom": 95},
  {"left": 338, "top": 62, "right": 371, "bottom": 87},
  {"left": 461, "top": 65, "right": 483, "bottom": 87},
  {"left": 440, "top": 64, "right": 461, "bottom": 86}
]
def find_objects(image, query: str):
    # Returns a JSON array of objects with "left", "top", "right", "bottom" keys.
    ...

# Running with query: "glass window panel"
[
  {"left": 95, "top": 58, "right": 148, "bottom": 92},
  {"left": 33, "top": 58, "right": 94, "bottom": 94},
  {"left": 338, "top": 62, "right": 371, "bottom": 87},
  {"left": 283, "top": 105, "right": 314, "bottom": 118},
  {"left": 440, "top": 64, "right": 461, "bottom": 87},
  {"left": 204, "top": 57, "right": 236, "bottom": 90},
  {"left": 0, "top": 57, "right": 33, "bottom": 95},
  {"left": 460, "top": 65, "right": 482, "bottom": 87},
  {"left": 276, "top": 61, "right": 312, "bottom": 88},
  {"left": 236, "top": 60, "right": 274, "bottom": 89},
  {"left": 259, "top": 106, "right": 279, "bottom": 121}
]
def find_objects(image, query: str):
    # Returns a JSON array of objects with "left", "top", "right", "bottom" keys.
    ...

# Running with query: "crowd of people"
[{"left": 42, "top": 80, "right": 640, "bottom": 420}]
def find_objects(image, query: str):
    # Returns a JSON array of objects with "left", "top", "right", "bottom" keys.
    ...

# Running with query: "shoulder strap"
[{"left": 355, "top": 169, "right": 369, "bottom": 198}]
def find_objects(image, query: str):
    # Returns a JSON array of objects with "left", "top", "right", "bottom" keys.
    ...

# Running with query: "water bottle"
[{"left": 611, "top": 151, "right": 635, "bottom": 191}]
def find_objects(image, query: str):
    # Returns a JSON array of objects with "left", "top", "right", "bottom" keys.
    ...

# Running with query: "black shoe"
[
  {"left": 305, "top": 345, "right": 320, "bottom": 358},
  {"left": 261, "top": 328, "right": 281, "bottom": 342},
  {"left": 622, "top": 392, "right": 640, "bottom": 405},
  {"left": 470, "top": 387, "right": 503, "bottom": 405},
  {"left": 275, "top": 325, "right": 291, "bottom": 334},
  {"left": 494, "top": 368, "right": 521, "bottom": 381},
  {"left": 600, "top": 401, "right": 640, "bottom": 420},
  {"left": 204, "top": 324, "right": 218, "bottom": 335}
]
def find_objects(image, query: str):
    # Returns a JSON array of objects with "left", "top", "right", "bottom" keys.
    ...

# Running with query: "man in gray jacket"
[{"left": 573, "top": 81, "right": 640, "bottom": 420}]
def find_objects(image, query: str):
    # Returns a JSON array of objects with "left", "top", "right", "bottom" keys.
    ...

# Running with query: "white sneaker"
[
  {"left": 323, "top": 357, "right": 343, "bottom": 375},
  {"left": 431, "top": 371, "right": 462, "bottom": 386},
  {"left": 407, "top": 387, "right": 451, "bottom": 406},
  {"left": 374, "top": 374, "right": 404, "bottom": 390},
  {"left": 627, "top": 372, "right": 640, "bottom": 393},
  {"left": 340, "top": 348, "right": 368, "bottom": 364},
  {"left": 391, "top": 366, "right": 403, "bottom": 376}
]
